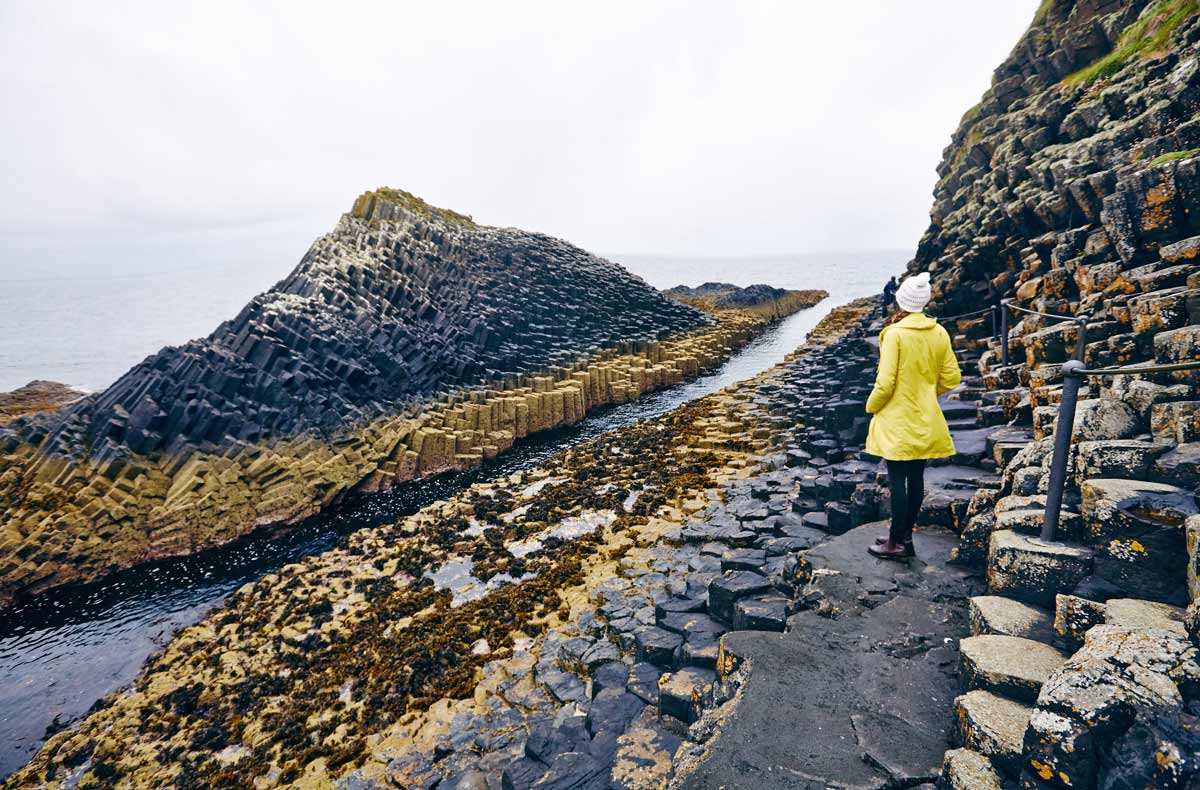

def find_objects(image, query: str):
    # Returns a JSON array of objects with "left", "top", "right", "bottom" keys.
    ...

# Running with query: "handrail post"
[
  {"left": 1072, "top": 314, "right": 1090, "bottom": 363},
  {"left": 1000, "top": 301, "right": 1009, "bottom": 367},
  {"left": 990, "top": 304, "right": 998, "bottom": 343},
  {"left": 1042, "top": 359, "right": 1086, "bottom": 542}
]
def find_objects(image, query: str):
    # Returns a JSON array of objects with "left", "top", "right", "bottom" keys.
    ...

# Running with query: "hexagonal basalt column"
[{"left": 987, "top": 530, "right": 1094, "bottom": 607}]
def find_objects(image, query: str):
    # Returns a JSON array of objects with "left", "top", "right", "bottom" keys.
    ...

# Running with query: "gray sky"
[{"left": 0, "top": 1, "right": 1037, "bottom": 280}]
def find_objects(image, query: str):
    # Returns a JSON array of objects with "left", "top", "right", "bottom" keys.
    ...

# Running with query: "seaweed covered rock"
[{"left": 0, "top": 381, "right": 84, "bottom": 424}]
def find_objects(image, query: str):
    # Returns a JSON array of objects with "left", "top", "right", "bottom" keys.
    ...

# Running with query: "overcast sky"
[{"left": 0, "top": 1, "right": 1037, "bottom": 280}]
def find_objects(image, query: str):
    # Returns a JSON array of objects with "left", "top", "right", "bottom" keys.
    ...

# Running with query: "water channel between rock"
[{"left": 0, "top": 300, "right": 843, "bottom": 778}]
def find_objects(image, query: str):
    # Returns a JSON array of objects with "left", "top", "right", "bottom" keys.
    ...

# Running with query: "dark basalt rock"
[
  {"left": 708, "top": 570, "right": 773, "bottom": 624},
  {"left": 525, "top": 717, "right": 591, "bottom": 764},
  {"left": 501, "top": 757, "right": 547, "bottom": 790},
  {"left": 625, "top": 662, "right": 663, "bottom": 705},
  {"left": 14, "top": 189, "right": 705, "bottom": 459},
  {"left": 585, "top": 689, "right": 646, "bottom": 744},
  {"left": 733, "top": 596, "right": 789, "bottom": 632},
  {"left": 633, "top": 626, "right": 683, "bottom": 668},
  {"left": 6, "top": 187, "right": 800, "bottom": 607},
  {"left": 590, "top": 662, "right": 630, "bottom": 699},
  {"left": 530, "top": 751, "right": 610, "bottom": 790},
  {"left": 664, "top": 282, "right": 788, "bottom": 308}
]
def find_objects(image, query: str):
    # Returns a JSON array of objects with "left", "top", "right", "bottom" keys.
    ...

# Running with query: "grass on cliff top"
[
  {"left": 1147, "top": 147, "right": 1200, "bottom": 166},
  {"left": 352, "top": 187, "right": 475, "bottom": 226},
  {"left": 1033, "top": 0, "right": 1056, "bottom": 27},
  {"left": 1064, "top": 0, "right": 1199, "bottom": 86}
]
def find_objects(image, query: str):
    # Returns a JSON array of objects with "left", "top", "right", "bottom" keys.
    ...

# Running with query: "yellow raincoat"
[{"left": 865, "top": 312, "right": 962, "bottom": 461}]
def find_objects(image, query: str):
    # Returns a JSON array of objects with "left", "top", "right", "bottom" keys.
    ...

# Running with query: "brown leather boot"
[
  {"left": 868, "top": 540, "right": 913, "bottom": 560},
  {"left": 874, "top": 535, "right": 916, "bottom": 556}
]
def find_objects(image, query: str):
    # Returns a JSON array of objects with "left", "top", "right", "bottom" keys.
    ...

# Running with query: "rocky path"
[
  {"left": 678, "top": 523, "right": 976, "bottom": 790},
  {"left": 672, "top": 326, "right": 1003, "bottom": 790}
]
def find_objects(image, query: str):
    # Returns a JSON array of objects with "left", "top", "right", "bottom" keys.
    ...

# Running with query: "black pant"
[{"left": 886, "top": 459, "right": 926, "bottom": 545}]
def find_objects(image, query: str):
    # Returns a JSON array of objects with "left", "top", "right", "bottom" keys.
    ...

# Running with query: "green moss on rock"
[
  {"left": 1147, "top": 148, "right": 1200, "bottom": 167},
  {"left": 1065, "top": 0, "right": 1198, "bottom": 86},
  {"left": 350, "top": 187, "right": 476, "bottom": 226}
]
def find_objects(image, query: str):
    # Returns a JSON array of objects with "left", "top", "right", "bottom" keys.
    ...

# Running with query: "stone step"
[
  {"left": 1079, "top": 478, "right": 1199, "bottom": 605},
  {"left": 938, "top": 748, "right": 1004, "bottom": 790},
  {"left": 981, "top": 364, "right": 1023, "bottom": 391},
  {"left": 967, "top": 595, "right": 1056, "bottom": 644},
  {"left": 941, "top": 400, "right": 980, "bottom": 420},
  {"left": 657, "top": 667, "right": 715, "bottom": 724},
  {"left": 959, "top": 634, "right": 1068, "bottom": 704},
  {"left": 945, "top": 426, "right": 998, "bottom": 467},
  {"left": 707, "top": 571, "right": 773, "bottom": 624},
  {"left": 800, "top": 511, "right": 830, "bottom": 532},
  {"left": 947, "top": 386, "right": 987, "bottom": 402},
  {"left": 984, "top": 426, "right": 1033, "bottom": 454},
  {"left": 954, "top": 689, "right": 1032, "bottom": 777},
  {"left": 979, "top": 402, "right": 1015, "bottom": 427},
  {"left": 1104, "top": 597, "right": 1187, "bottom": 637},
  {"left": 986, "top": 530, "right": 1094, "bottom": 608},
  {"left": 993, "top": 504, "right": 1083, "bottom": 543}
]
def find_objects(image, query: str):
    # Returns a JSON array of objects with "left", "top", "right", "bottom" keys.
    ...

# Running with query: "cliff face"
[
  {"left": 914, "top": 0, "right": 1200, "bottom": 369},
  {"left": 905, "top": 3, "right": 1200, "bottom": 788},
  {"left": 0, "top": 189, "right": 764, "bottom": 606}
]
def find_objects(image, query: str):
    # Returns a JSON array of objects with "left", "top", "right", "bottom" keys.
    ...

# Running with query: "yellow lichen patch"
[
  {"left": 1031, "top": 758, "right": 1055, "bottom": 780},
  {"left": 1142, "top": 176, "right": 1178, "bottom": 232}
]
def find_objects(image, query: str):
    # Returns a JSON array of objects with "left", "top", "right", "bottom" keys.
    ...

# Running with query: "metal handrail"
[
  {"left": 1039, "top": 357, "right": 1200, "bottom": 542},
  {"left": 936, "top": 306, "right": 995, "bottom": 321},
  {"left": 996, "top": 300, "right": 1091, "bottom": 369},
  {"left": 1080, "top": 360, "right": 1200, "bottom": 376},
  {"left": 1003, "top": 300, "right": 1077, "bottom": 322}
]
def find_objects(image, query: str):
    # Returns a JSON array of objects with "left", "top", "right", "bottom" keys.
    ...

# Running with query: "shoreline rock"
[
  {"left": 0, "top": 381, "right": 85, "bottom": 424},
  {"left": 0, "top": 298, "right": 870, "bottom": 790},
  {"left": 0, "top": 191, "right": 825, "bottom": 611},
  {"left": 664, "top": 284, "right": 829, "bottom": 319}
]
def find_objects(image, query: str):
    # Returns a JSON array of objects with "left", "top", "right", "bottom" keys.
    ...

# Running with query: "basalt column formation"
[
  {"left": 0, "top": 299, "right": 872, "bottom": 790},
  {"left": 899, "top": 1, "right": 1200, "bottom": 788},
  {"left": 0, "top": 188, "right": 794, "bottom": 608}
]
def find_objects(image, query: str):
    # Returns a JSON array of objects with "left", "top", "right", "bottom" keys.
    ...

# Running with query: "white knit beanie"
[{"left": 896, "top": 272, "right": 932, "bottom": 313}]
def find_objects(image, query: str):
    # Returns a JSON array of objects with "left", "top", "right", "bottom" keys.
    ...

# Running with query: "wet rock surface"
[
  {"left": 4, "top": 302, "right": 892, "bottom": 788},
  {"left": 677, "top": 525, "right": 978, "bottom": 790}
]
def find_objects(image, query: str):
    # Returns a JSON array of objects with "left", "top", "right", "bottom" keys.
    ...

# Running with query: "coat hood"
[{"left": 881, "top": 312, "right": 937, "bottom": 338}]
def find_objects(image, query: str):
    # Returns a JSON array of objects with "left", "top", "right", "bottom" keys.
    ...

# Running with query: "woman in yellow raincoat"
[{"left": 865, "top": 272, "right": 962, "bottom": 560}]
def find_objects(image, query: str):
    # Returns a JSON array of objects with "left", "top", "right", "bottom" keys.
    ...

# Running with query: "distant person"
[
  {"left": 864, "top": 272, "right": 961, "bottom": 560},
  {"left": 880, "top": 276, "right": 898, "bottom": 316}
]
